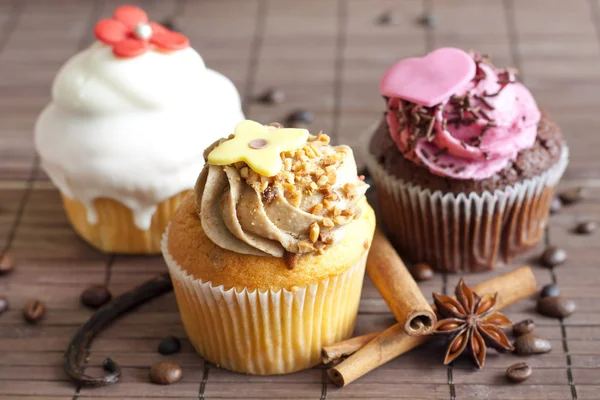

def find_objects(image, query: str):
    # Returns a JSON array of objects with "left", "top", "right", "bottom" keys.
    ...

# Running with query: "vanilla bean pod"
[{"left": 64, "top": 272, "right": 173, "bottom": 388}]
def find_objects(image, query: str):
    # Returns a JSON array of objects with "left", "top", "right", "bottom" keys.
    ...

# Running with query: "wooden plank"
[{"left": 454, "top": 384, "right": 573, "bottom": 400}]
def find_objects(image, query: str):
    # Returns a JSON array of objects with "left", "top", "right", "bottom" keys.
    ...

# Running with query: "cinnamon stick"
[
  {"left": 367, "top": 228, "right": 436, "bottom": 336},
  {"left": 321, "top": 332, "right": 379, "bottom": 364},
  {"left": 327, "top": 266, "right": 537, "bottom": 387}
]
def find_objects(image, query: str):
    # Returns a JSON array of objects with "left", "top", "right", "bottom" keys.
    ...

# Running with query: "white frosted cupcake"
[{"left": 35, "top": 5, "right": 244, "bottom": 254}]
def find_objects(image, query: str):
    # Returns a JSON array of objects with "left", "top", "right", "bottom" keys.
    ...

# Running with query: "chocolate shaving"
[
  {"left": 481, "top": 121, "right": 498, "bottom": 136},
  {"left": 421, "top": 149, "right": 430, "bottom": 160},
  {"left": 455, "top": 166, "right": 466, "bottom": 173},
  {"left": 425, "top": 117, "right": 436, "bottom": 140},
  {"left": 434, "top": 147, "right": 449, "bottom": 157},
  {"left": 479, "top": 109, "right": 492, "bottom": 121},
  {"left": 474, "top": 94, "right": 495, "bottom": 110},
  {"left": 460, "top": 140, "right": 468, "bottom": 149}
]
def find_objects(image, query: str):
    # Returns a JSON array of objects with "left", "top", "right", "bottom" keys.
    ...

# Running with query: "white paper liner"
[
  {"left": 365, "top": 144, "right": 569, "bottom": 272},
  {"left": 162, "top": 231, "right": 368, "bottom": 375}
]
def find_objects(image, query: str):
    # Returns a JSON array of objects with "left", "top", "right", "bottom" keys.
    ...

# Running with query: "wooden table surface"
[{"left": 1, "top": 0, "right": 599, "bottom": 399}]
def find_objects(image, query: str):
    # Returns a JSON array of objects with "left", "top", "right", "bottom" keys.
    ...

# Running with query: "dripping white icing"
[{"left": 35, "top": 43, "right": 244, "bottom": 230}]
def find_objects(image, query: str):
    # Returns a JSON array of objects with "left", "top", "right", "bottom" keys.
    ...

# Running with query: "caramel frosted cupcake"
[
  {"left": 163, "top": 120, "right": 375, "bottom": 374},
  {"left": 366, "top": 48, "right": 568, "bottom": 273}
]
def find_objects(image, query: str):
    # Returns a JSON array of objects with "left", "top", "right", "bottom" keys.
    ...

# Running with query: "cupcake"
[
  {"left": 34, "top": 5, "right": 244, "bottom": 254},
  {"left": 366, "top": 48, "right": 568, "bottom": 273},
  {"left": 163, "top": 120, "right": 374, "bottom": 374}
]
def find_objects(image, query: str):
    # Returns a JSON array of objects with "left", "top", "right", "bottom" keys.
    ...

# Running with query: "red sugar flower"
[{"left": 94, "top": 5, "right": 189, "bottom": 58}]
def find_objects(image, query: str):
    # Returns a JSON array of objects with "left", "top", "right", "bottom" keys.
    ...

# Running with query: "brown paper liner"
[
  {"left": 163, "top": 231, "right": 368, "bottom": 375},
  {"left": 62, "top": 191, "right": 191, "bottom": 254},
  {"left": 365, "top": 146, "right": 568, "bottom": 272}
]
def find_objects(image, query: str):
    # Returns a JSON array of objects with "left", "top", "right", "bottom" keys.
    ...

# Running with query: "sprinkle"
[
  {"left": 483, "top": 152, "right": 490, "bottom": 160},
  {"left": 481, "top": 121, "right": 497, "bottom": 136},
  {"left": 479, "top": 109, "right": 492, "bottom": 121},
  {"left": 434, "top": 147, "right": 448, "bottom": 157},
  {"left": 425, "top": 118, "right": 436, "bottom": 140},
  {"left": 474, "top": 94, "right": 495, "bottom": 110},
  {"left": 455, "top": 166, "right": 466, "bottom": 173},
  {"left": 460, "top": 140, "right": 468, "bottom": 149},
  {"left": 421, "top": 150, "right": 430, "bottom": 159}
]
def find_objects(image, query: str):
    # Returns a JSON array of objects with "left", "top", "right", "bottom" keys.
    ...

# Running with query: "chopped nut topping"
[
  {"left": 317, "top": 175, "right": 329, "bottom": 186},
  {"left": 319, "top": 185, "right": 333, "bottom": 195},
  {"left": 309, "top": 222, "right": 320, "bottom": 243},
  {"left": 334, "top": 215, "right": 352, "bottom": 225},
  {"left": 343, "top": 183, "right": 358, "bottom": 199},
  {"left": 310, "top": 203, "right": 323, "bottom": 215},
  {"left": 322, "top": 218, "right": 334, "bottom": 228},
  {"left": 341, "top": 209, "right": 353, "bottom": 217},
  {"left": 325, "top": 192, "right": 339, "bottom": 201},
  {"left": 240, "top": 167, "right": 249, "bottom": 179},
  {"left": 298, "top": 241, "right": 315, "bottom": 254}
]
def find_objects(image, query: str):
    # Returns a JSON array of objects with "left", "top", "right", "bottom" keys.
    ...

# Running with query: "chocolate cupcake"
[{"left": 365, "top": 48, "right": 568, "bottom": 272}]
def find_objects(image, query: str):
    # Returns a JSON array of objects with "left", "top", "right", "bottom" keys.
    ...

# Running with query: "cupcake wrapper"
[
  {"left": 365, "top": 145, "right": 569, "bottom": 273},
  {"left": 62, "top": 191, "right": 190, "bottom": 254},
  {"left": 162, "top": 232, "right": 368, "bottom": 375}
]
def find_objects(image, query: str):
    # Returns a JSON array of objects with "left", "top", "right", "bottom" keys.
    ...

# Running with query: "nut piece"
[
  {"left": 322, "top": 218, "right": 334, "bottom": 228},
  {"left": 297, "top": 241, "right": 315, "bottom": 254},
  {"left": 309, "top": 222, "right": 320, "bottom": 243},
  {"left": 310, "top": 203, "right": 323, "bottom": 215}
]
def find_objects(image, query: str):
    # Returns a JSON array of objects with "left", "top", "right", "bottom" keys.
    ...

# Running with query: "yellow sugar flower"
[{"left": 207, "top": 120, "right": 309, "bottom": 177}]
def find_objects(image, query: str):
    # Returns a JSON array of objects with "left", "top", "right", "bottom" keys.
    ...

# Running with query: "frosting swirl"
[
  {"left": 384, "top": 53, "right": 541, "bottom": 180},
  {"left": 196, "top": 130, "right": 369, "bottom": 257}
]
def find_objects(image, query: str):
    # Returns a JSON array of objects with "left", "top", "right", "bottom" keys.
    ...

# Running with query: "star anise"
[{"left": 432, "top": 279, "right": 514, "bottom": 368}]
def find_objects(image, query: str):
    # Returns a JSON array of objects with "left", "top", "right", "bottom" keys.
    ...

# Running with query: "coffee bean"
[
  {"left": 537, "top": 296, "right": 576, "bottom": 318},
  {"left": 506, "top": 362, "right": 532, "bottom": 383},
  {"left": 559, "top": 187, "right": 585, "bottom": 205},
  {"left": 549, "top": 197, "right": 562, "bottom": 215},
  {"left": 286, "top": 110, "right": 314, "bottom": 127},
  {"left": 81, "top": 285, "right": 112, "bottom": 309},
  {"left": 0, "top": 295, "right": 8, "bottom": 315},
  {"left": 513, "top": 333, "right": 552, "bottom": 355},
  {"left": 161, "top": 16, "right": 183, "bottom": 33},
  {"left": 0, "top": 251, "right": 15, "bottom": 274},
  {"left": 158, "top": 336, "right": 181, "bottom": 355},
  {"left": 540, "top": 246, "right": 567, "bottom": 267},
  {"left": 411, "top": 263, "right": 434, "bottom": 281},
  {"left": 23, "top": 299, "right": 45, "bottom": 324},
  {"left": 418, "top": 12, "right": 438, "bottom": 28},
  {"left": 575, "top": 220, "right": 597, "bottom": 235},
  {"left": 376, "top": 10, "right": 402, "bottom": 25},
  {"left": 512, "top": 319, "right": 535, "bottom": 336},
  {"left": 257, "top": 88, "right": 285, "bottom": 104},
  {"left": 149, "top": 361, "right": 182, "bottom": 385},
  {"left": 540, "top": 283, "right": 560, "bottom": 298}
]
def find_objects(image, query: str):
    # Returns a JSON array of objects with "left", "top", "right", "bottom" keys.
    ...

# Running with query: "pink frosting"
[{"left": 384, "top": 57, "right": 541, "bottom": 180}]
